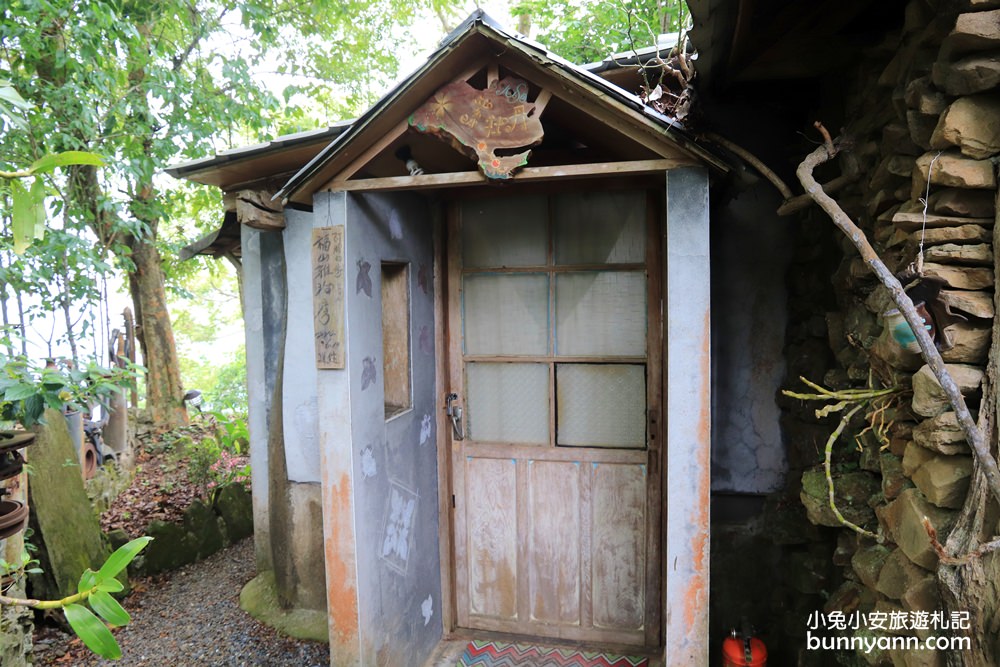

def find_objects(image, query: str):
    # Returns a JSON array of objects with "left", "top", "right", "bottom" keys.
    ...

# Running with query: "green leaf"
[
  {"left": 89, "top": 590, "right": 130, "bottom": 627},
  {"left": 0, "top": 83, "right": 32, "bottom": 110},
  {"left": 10, "top": 180, "right": 33, "bottom": 255},
  {"left": 4, "top": 384, "right": 37, "bottom": 401},
  {"left": 96, "top": 578, "right": 124, "bottom": 593},
  {"left": 29, "top": 176, "right": 47, "bottom": 240},
  {"left": 96, "top": 536, "right": 152, "bottom": 581},
  {"left": 29, "top": 151, "right": 105, "bottom": 175},
  {"left": 63, "top": 603, "right": 121, "bottom": 660},
  {"left": 78, "top": 568, "right": 98, "bottom": 595}
]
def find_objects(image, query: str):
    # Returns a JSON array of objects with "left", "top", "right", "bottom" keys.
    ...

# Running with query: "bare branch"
[{"left": 796, "top": 121, "right": 1000, "bottom": 505}]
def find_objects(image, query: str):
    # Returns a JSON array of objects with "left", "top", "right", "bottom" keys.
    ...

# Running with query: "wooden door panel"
[
  {"left": 527, "top": 460, "right": 582, "bottom": 625},
  {"left": 465, "top": 457, "right": 518, "bottom": 621},
  {"left": 450, "top": 191, "right": 661, "bottom": 647},
  {"left": 591, "top": 462, "right": 647, "bottom": 631}
]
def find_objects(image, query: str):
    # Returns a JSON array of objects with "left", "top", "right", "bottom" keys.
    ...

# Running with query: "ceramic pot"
[
  {"left": 884, "top": 302, "right": 934, "bottom": 353},
  {"left": 0, "top": 499, "right": 28, "bottom": 540},
  {"left": 0, "top": 430, "right": 35, "bottom": 454}
]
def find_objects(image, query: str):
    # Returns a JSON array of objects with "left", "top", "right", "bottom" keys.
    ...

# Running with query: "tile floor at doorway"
[{"left": 423, "top": 633, "right": 663, "bottom": 667}]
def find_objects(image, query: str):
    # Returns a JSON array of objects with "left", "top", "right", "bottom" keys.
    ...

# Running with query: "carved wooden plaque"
[
  {"left": 311, "top": 226, "right": 345, "bottom": 369},
  {"left": 409, "top": 77, "right": 545, "bottom": 179}
]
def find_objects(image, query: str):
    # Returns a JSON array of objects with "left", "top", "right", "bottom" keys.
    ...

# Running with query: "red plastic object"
[{"left": 722, "top": 635, "right": 767, "bottom": 667}]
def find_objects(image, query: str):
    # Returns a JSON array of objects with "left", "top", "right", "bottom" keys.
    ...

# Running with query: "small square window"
[{"left": 382, "top": 262, "right": 411, "bottom": 419}]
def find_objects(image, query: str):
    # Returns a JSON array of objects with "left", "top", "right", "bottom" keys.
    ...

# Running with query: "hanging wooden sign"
[
  {"left": 409, "top": 76, "right": 545, "bottom": 179},
  {"left": 312, "top": 226, "right": 345, "bottom": 369}
]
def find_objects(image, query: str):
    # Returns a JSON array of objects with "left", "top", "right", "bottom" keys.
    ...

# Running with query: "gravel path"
[{"left": 33, "top": 537, "right": 330, "bottom": 666}]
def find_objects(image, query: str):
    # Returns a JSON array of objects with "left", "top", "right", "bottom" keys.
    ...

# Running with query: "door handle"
[{"left": 445, "top": 392, "right": 465, "bottom": 440}]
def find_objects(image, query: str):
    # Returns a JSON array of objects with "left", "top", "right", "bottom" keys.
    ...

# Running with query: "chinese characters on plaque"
[{"left": 312, "top": 226, "right": 345, "bottom": 369}]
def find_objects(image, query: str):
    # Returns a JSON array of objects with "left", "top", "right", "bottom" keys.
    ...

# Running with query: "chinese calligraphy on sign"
[
  {"left": 409, "top": 76, "right": 545, "bottom": 179},
  {"left": 311, "top": 226, "right": 345, "bottom": 369}
]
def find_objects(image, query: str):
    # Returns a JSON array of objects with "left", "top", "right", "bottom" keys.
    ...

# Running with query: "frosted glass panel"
[
  {"left": 468, "top": 363, "right": 549, "bottom": 444},
  {"left": 554, "top": 191, "right": 645, "bottom": 264},
  {"left": 464, "top": 274, "right": 549, "bottom": 355},
  {"left": 556, "top": 272, "right": 646, "bottom": 356},
  {"left": 557, "top": 364, "right": 646, "bottom": 447},
  {"left": 462, "top": 195, "right": 548, "bottom": 267}
]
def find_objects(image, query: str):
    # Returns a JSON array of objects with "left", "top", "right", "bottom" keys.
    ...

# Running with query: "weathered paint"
[
  {"left": 281, "top": 208, "right": 324, "bottom": 483},
  {"left": 324, "top": 472, "right": 361, "bottom": 647},
  {"left": 240, "top": 225, "right": 272, "bottom": 571},
  {"left": 663, "top": 167, "right": 711, "bottom": 665},
  {"left": 312, "top": 190, "right": 442, "bottom": 666}
]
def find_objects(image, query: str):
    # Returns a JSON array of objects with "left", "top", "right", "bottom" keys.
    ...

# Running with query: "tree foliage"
[
  {"left": 0, "top": 0, "right": 458, "bottom": 422},
  {"left": 511, "top": 0, "right": 689, "bottom": 64}
]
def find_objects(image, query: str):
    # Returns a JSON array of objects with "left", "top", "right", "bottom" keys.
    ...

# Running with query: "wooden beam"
[
  {"left": 330, "top": 120, "right": 411, "bottom": 184},
  {"left": 533, "top": 89, "right": 553, "bottom": 116},
  {"left": 487, "top": 63, "right": 499, "bottom": 87},
  {"left": 321, "top": 159, "right": 694, "bottom": 193},
  {"left": 234, "top": 189, "right": 284, "bottom": 231}
]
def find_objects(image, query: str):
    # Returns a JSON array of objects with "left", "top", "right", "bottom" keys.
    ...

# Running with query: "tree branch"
[{"left": 797, "top": 121, "right": 1000, "bottom": 505}]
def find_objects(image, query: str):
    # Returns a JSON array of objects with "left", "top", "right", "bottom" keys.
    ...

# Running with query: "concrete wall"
[
  {"left": 663, "top": 167, "right": 713, "bottom": 664},
  {"left": 710, "top": 184, "right": 792, "bottom": 493},
  {"left": 241, "top": 226, "right": 272, "bottom": 570},
  {"left": 316, "top": 191, "right": 442, "bottom": 666}
]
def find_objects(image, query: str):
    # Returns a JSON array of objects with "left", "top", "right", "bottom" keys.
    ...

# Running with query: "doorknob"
[{"left": 445, "top": 392, "right": 465, "bottom": 440}]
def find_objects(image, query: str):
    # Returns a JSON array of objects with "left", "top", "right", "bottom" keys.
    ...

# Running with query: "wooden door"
[{"left": 447, "top": 189, "right": 662, "bottom": 647}]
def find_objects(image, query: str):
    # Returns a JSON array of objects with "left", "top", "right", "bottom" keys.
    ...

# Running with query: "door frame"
[{"left": 433, "top": 184, "right": 665, "bottom": 648}]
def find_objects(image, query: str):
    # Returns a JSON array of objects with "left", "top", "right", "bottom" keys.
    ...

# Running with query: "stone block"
[
  {"left": 141, "top": 520, "right": 199, "bottom": 575},
  {"left": 871, "top": 328, "right": 924, "bottom": 372},
  {"left": 801, "top": 469, "right": 880, "bottom": 529},
  {"left": 901, "top": 574, "right": 939, "bottom": 612},
  {"left": 882, "top": 488, "right": 957, "bottom": 569},
  {"left": 889, "top": 646, "right": 945, "bottom": 667},
  {"left": 904, "top": 77, "right": 946, "bottom": 114},
  {"left": 907, "top": 111, "right": 939, "bottom": 149},
  {"left": 913, "top": 412, "right": 970, "bottom": 455},
  {"left": 933, "top": 53, "right": 1000, "bottom": 95},
  {"left": 929, "top": 188, "right": 996, "bottom": 218},
  {"left": 923, "top": 242, "right": 992, "bottom": 266},
  {"left": 942, "top": 10, "right": 1000, "bottom": 56},
  {"left": 183, "top": 499, "right": 225, "bottom": 559},
  {"left": 920, "top": 263, "right": 993, "bottom": 289},
  {"left": 911, "top": 363, "right": 984, "bottom": 417},
  {"left": 938, "top": 289, "right": 994, "bottom": 318},
  {"left": 941, "top": 320, "right": 991, "bottom": 364},
  {"left": 903, "top": 441, "right": 937, "bottom": 477},
  {"left": 853, "top": 544, "right": 893, "bottom": 589},
  {"left": 883, "top": 122, "right": 922, "bottom": 156},
  {"left": 214, "top": 482, "right": 254, "bottom": 542},
  {"left": 911, "top": 454, "right": 973, "bottom": 508},
  {"left": 28, "top": 410, "right": 110, "bottom": 599},
  {"left": 882, "top": 453, "right": 915, "bottom": 500},
  {"left": 914, "top": 151, "right": 996, "bottom": 191},
  {"left": 915, "top": 224, "right": 992, "bottom": 247},
  {"left": 930, "top": 95, "right": 1000, "bottom": 159}
]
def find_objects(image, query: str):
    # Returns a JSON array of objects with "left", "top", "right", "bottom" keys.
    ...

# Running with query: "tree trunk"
[{"left": 125, "top": 232, "right": 188, "bottom": 428}]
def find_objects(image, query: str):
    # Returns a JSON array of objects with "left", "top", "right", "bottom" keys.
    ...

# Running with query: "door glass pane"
[
  {"left": 556, "top": 272, "right": 646, "bottom": 356},
  {"left": 464, "top": 274, "right": 549, "bottom": 355},
  {"left": 553, "top": 191, "right": 645, "bottom": 265},
  {"left": 557, "top": 364, "right": 645, "bottom": 448},
  {"left": 467, "top": 362, "right": 549, "bottom": 444},
  {"left": 462, "top": 195, "right": 548, "bottom": 267}
]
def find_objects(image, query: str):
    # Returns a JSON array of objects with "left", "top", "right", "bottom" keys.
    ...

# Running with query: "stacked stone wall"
[{"left": 788, "top": 1, "right": 1000, "bottom": 664}]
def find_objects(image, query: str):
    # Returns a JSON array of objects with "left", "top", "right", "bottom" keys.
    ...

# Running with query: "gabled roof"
[{"left": 275, "top": 10, "right": 727, "bottom": 204}]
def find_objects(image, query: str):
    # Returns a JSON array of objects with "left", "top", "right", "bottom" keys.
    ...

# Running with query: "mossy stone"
[
  {"left": 240, "top": 571, "right": 328, "bottom": 643},
  {"left": 141, "top": 520, "right": 198, "bottom": 575},
  {"left": 214, "top": 483, "right": 253, "bottom": 541},
  {"left": 183, "top": 499, "right": 225, "bottom": 559}
]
